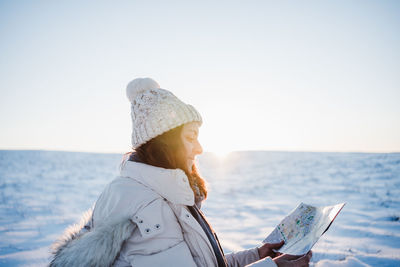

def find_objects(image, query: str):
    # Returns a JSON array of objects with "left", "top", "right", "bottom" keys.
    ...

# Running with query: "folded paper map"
[{"left": 263, "top": 202, "right": 345, "bottom": 255}]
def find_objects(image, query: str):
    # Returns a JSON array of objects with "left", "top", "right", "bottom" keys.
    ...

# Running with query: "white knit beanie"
[{"left": 126, "top": 77, "right": 202, "bottom": 148}]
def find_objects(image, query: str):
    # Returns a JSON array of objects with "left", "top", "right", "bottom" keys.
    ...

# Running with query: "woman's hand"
[
  {"left": 273, "top": 251, "right": 312, "bottom": 267},
  {"left": 258, "top": 240, "right": 284, "bottom": 259}
]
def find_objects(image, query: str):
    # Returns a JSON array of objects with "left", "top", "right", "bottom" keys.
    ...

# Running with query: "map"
[{"left": 263, "top": 202, "right": 345, "bottom": 255}]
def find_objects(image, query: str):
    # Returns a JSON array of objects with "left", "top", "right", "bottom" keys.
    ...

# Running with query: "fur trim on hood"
[{"left": 50, "top": 208, "right": 135, "bottom": 267}]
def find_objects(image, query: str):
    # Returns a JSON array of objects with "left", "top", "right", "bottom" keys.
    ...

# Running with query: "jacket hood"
[{"left": 120, "top": 160, "right": 195, "bottom": 206}]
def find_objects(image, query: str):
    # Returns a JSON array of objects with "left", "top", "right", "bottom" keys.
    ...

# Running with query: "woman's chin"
[{"left": 187, "top": 160, "right": 194, "bottom": 171}]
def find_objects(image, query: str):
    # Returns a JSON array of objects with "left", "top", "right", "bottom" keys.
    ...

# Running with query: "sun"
[
  {"left": 210, "top": 148, "right": 231, "bottom": 159},
  {"left": 198, "top": 125, "right": 234, "bottom": 160}
]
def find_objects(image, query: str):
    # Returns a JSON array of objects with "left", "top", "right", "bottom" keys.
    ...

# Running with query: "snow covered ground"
[{"left": 0, "top": 150, "right": 399, "bottom": 266}]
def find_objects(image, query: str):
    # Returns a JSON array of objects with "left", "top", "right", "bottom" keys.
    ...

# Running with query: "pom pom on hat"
[{"left": 126, "top": 77, "right": 160, "bottom": 104}]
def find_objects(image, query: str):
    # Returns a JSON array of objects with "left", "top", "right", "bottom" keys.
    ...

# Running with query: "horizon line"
[{"left": 1, "top": 148, "right": 399, "bottom": 155}]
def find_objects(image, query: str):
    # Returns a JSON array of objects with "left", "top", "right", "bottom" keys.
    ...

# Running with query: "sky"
[{"left": 0, "top": 0, "right": 399, "bottom": 154}]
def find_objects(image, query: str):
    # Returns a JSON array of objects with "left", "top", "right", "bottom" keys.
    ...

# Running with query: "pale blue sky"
[{"left": 1, "top": 0, "right": 399, "bottom": 154}]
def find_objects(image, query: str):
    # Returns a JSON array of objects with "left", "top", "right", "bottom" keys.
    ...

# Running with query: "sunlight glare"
[{"left": 211, "top": 148, "right": 231, "bottom": 159}]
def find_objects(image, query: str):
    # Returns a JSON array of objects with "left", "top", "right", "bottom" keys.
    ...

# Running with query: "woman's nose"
[{"left": 194, "top": 140, "right": 203, "bottom": 155}]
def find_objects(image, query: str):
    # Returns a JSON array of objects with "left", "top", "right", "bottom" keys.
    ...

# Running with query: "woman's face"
[{"left": 180, "top": 122, "right": 203, "bottom": 171}]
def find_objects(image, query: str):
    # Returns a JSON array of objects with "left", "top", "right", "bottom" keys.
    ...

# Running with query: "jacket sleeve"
[
  {"left": 225, "top": 247, "right": 277, "bottom": 267},
  {"left": 126, "top": 240, "right": 197, "bottom": 267}
]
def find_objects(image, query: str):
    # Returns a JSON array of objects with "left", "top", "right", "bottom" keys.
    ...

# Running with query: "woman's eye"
[{"left": 186, "top": 137, "right": 195, "bottom": 142}]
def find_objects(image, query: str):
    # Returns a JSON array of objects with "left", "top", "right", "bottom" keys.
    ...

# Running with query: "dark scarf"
[{"left": 188, "top": 205, "right": 228, "bottom": 267}]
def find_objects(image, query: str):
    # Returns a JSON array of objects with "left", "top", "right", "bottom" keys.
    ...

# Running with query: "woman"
[{"left": 50, "top": 78, "right": 312, "bottom": 267}]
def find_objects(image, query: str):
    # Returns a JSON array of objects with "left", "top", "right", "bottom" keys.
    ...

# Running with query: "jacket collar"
[{"left": 120, "top": 160, "right": 195, "bottom": 206}]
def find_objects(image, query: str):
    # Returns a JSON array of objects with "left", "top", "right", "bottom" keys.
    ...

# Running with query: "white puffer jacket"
[{"left": 52, "top": 161, "right": 277, "bottom": 267}]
